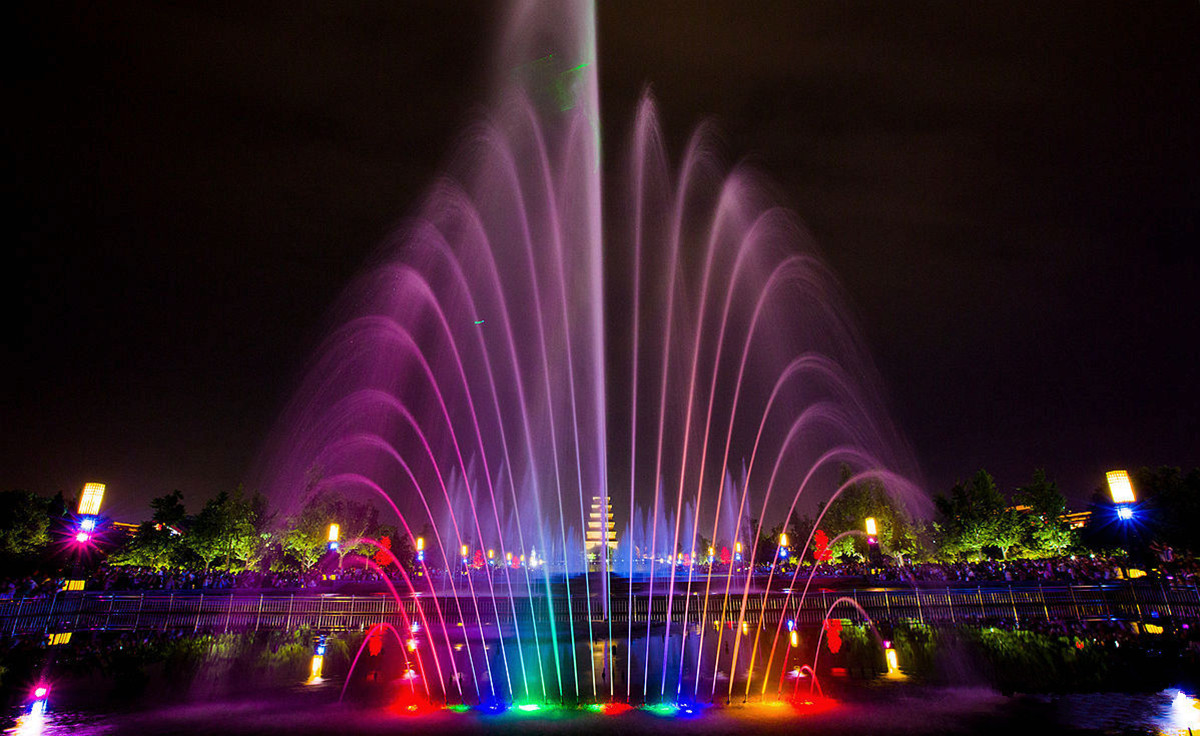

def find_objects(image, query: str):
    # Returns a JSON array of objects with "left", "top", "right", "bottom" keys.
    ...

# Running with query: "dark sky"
[{"left": 8, "top": 1, "right": 1198, "bottom": 521}]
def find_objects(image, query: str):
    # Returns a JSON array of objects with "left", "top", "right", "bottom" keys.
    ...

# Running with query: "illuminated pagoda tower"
[{"left": 586, "top": 493, "right": 617, "bottom": 557}]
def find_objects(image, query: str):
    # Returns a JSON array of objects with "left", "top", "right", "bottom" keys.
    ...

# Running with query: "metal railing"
[{"left": 3, "top": 582, "right": 1196, "bottom": 636}]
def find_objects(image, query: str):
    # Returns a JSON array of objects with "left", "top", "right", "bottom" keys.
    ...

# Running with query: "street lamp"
[
  {"left": 1106, "top": 470, "right": 1136, "bottom": 504},
  {"left": 327, "top": 523, "right": 340, "bottom": 551},
  {"left": 865, "top": 517, "right": 878, "bottom": 538},
  {"left": 416, "top": 536, "right": 425, "bottom": 562},
  {"left": 75, "top": 482, "right": 106, "bottom": 542},
  {"left": 1107, "top": 470, "right": 1137, "bottom": 522}
]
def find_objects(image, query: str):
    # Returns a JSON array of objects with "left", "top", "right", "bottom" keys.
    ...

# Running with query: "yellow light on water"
[
  {"left": 78, "top": 482, "right": 105, "bottom": 515},
  {"left": 865, "top": 517, "right": 878, "bottom": 536},
  {"left": 1106, "top": 470, "right": 1135, "bottom": 504},
  {"left": 327, "top": 523, "right": 340, "bottom": 543},
  {"left": 309, "top": 654, "right": 324, "bottom": 681},
  {"left": 885, "top": 648, "right": 899, "bottom": 674}
]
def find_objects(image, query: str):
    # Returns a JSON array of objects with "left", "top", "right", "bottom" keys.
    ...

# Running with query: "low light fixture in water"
[
  {"left": 308, "top": 654, "right": 324, "bottom": 682},
  {"left": 885, "top": 647, "right": 901, "bottom": 676},
  {"left": 1171, "top": 690, "right": 1200, "bottom": 730}
]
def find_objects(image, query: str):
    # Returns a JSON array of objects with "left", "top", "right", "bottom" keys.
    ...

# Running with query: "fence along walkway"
[{"left": 3, "top": 582, "right": 1198, "bottom": 636}]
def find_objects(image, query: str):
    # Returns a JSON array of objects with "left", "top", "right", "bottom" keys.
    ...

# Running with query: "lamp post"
[
  {"left": 1107, "top": 470, "right": 1137, "bottom": 521},
  {"left": 75, "top": 482, "right": 105, "bottom": 542},
  {"left": 327, "top": 523, "right": 340, "bottom": 551}
]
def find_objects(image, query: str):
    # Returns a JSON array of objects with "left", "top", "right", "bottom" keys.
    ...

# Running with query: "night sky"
[{"left": 9, "top": 1, "right": 1197, "bottom": 521}]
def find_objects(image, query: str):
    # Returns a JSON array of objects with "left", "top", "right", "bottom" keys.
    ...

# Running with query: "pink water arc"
[{"left": 256, "top": 0, "right": 920, "bottom": 707}]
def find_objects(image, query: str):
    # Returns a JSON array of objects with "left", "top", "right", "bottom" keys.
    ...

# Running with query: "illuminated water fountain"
[{"left": 256, "top": 0, "right": 920, "bottom": 710}]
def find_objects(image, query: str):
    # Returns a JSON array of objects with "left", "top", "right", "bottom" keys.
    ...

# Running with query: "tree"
[
  {"left": 818, "top": 465, "right": 924, "bottom": 562},
  {"left": 280, "top": 492, "right": 383, "bottom": 570},
  {"left": 1137, "top": 466, "right": 1200, "bottom": 555},
  {"left": 111, "top": 490, "right": 194, "bottom": 568},
  {"left": 150, "top": 490, "right": 187, "bottom": 529},
  {"left": 1015, "top": 469, "right": 1075, "bottom": 557},
  {"left": 0, "top": 490, "right": 52, "bottom": 559},
  {"left": 184, "top": 486, "right": 264, "bottom": 571},
  {"left": 935, "top": 470, "right": 1023, "bottom": 560}
]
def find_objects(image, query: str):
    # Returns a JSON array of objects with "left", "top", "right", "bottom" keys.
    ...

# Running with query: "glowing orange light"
[
  {"left": 309, "top": 654, "right": 324, "bottom": 681},
  {"left": 328, "top": 523, "right": 340, "bottom": 543},
  {"left": 1106, "top": 470, "right": 1135, "bottom": 504},
  {"left": 461, "top": 545, "right": 469, "bottom": 558},
  {"left": 406, "top": 638, "right": 418, "bottom": 651},
  {"left": 865, "top": 517, "right": 878, "bottom": 536},
  {"left": 790, "top": 630, "right": 799, "bottom": 648},
  {"left": 488, "top": 549, "right": 495, "bottom": 559},
  {"left": 78, "top": 482, "right": 105, "bottom": 515},
  {"left": 779, "top": 533, "right": 789, "bottom": 547},
  {"left": 735, "top": 541, "right": 743, "bottom": 554},
  {"left": 885, "top": 647, "right": 899, "bottom": 674},
  {"left": 416, "top": 537, "right": 425, "bottom": 551}
]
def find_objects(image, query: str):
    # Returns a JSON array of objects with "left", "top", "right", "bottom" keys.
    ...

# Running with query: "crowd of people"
[{"left": 4, "top": 553, "right": 1196, "bottom": 601}]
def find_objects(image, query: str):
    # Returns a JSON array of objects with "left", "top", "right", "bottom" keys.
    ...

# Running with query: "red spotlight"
[{"left": 75, "top": 531, "right": 90, "bottom": 543}]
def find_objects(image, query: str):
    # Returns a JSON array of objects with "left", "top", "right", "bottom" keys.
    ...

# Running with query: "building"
[{"left": 586, "top": 494, "right": 617, "bottom": 554}]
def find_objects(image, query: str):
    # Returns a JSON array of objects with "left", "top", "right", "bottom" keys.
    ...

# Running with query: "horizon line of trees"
[{"left": 2, "top": 465, "right": 1197, "bottom": 575}]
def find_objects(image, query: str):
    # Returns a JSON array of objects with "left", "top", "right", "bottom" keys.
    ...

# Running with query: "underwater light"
[
  {"left": 516, "top": 703, "right": 541, "bottom": 712},
  {"left": 475, "top": 699, "right": 508, "bottom": 714},
  {"left": 885, "top": 647, "right": 900, "bottom": 674},
  {"left": 33, "top": 686, "right": 48, "bottom": 699}
]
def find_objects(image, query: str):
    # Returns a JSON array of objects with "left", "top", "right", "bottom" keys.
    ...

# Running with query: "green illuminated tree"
[
  {"left": 1015, "top": 469, "right": 1076, "bottom": 557},
  {"left": 935, "top": 470, "right": 1023, "bottom": 560},
  {"left": 0, "top": 490, "right": 52, "bottom": 559},
  {"left": 184, "top": 486, "right": 265, "bottom": 570},
  {"left": 280, "top": 492, "right": 383, "bottom": 570},
  {"left": 818, "top": 465, "right": 924, "bottom": 563}
]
